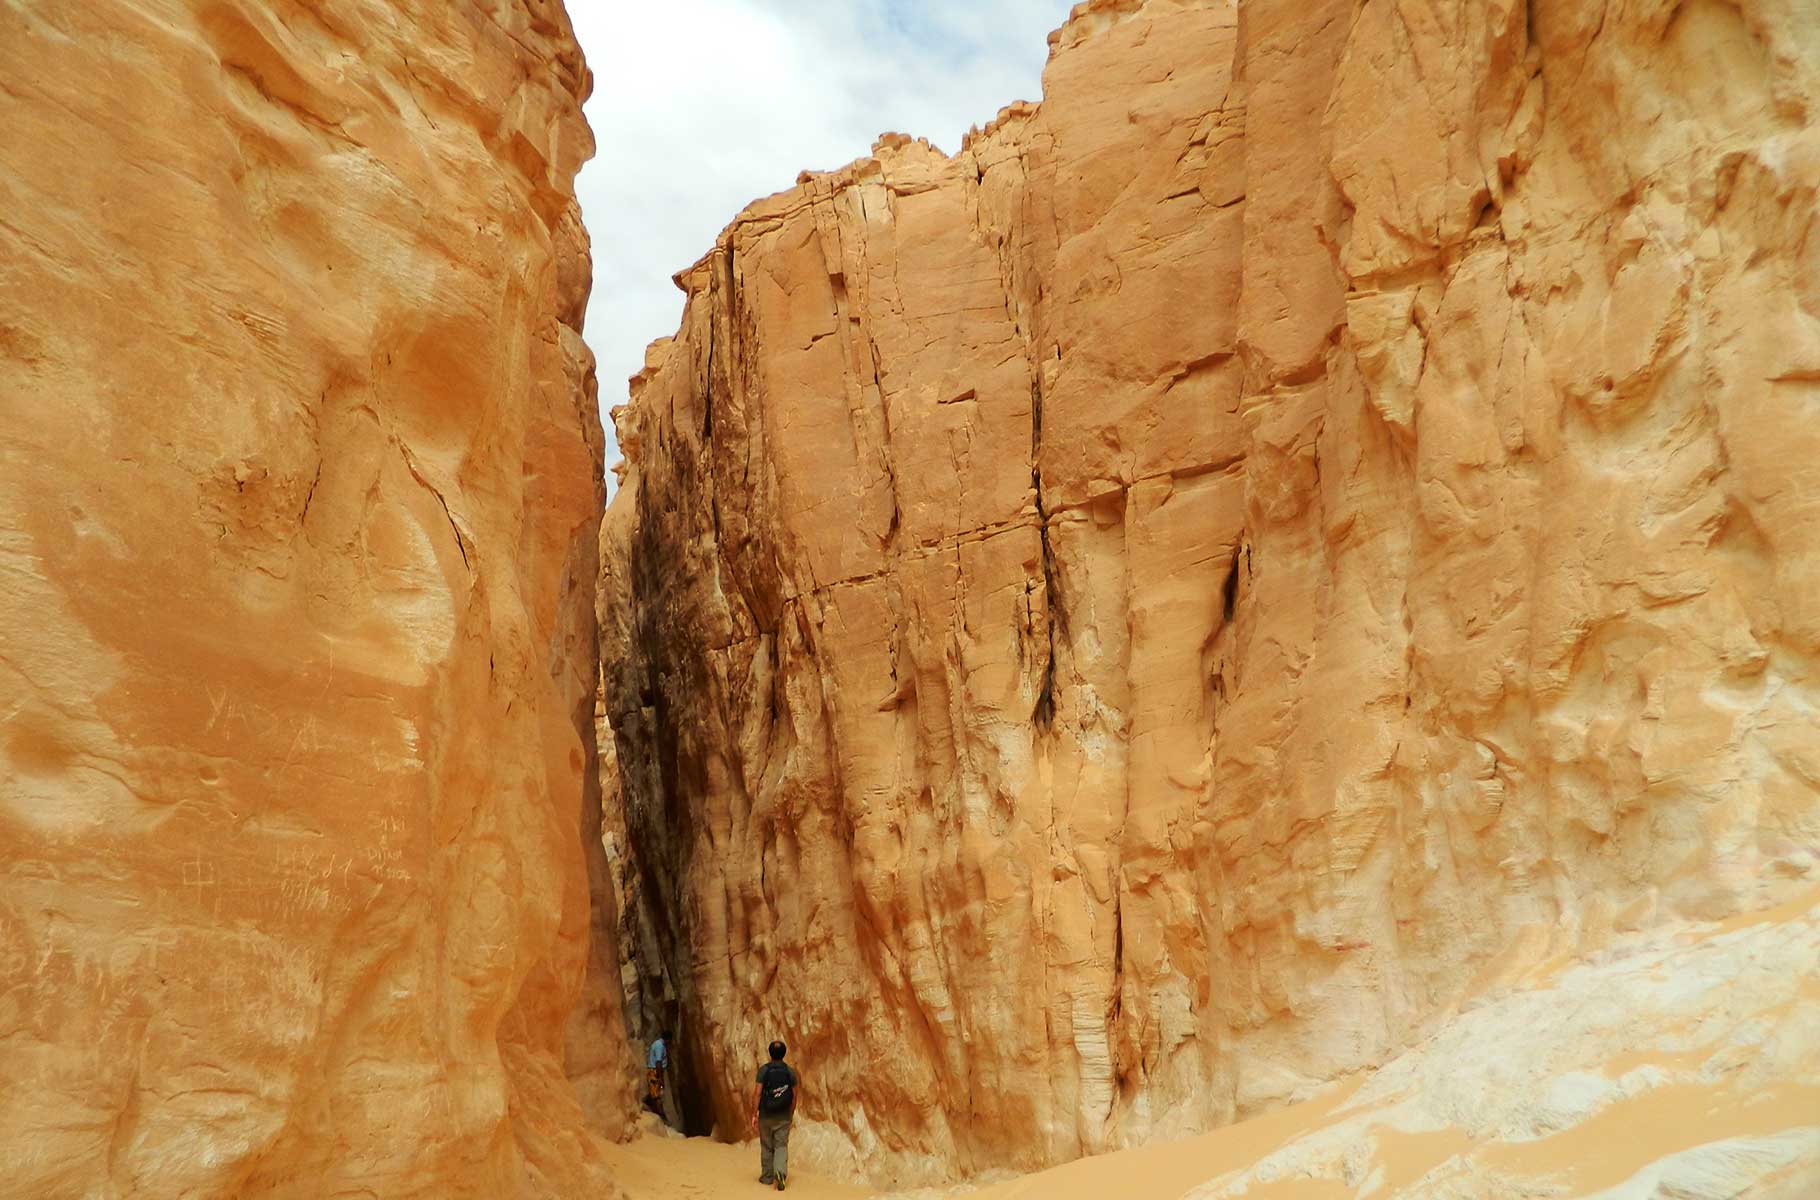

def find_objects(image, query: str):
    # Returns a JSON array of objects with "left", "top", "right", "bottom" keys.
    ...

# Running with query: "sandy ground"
[
  {"left": 599, "top": 1128, "right": 873, "bottom": 1200},
  {"left": 599, "top": 1081, "right": 1360, "bottom": 1200}
]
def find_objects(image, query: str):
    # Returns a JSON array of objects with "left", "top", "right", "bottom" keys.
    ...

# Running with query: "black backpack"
[{"left": 758, "top": 1062, "right": 794, "bottom": 1115}]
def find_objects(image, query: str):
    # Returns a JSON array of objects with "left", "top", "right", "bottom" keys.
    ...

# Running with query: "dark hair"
[
  {"left": 662, "top": 1029, "right": 673, "bottom": 1041},
  {"left": 768, "top": 1040, "right": 787, "bottom": 1061}
]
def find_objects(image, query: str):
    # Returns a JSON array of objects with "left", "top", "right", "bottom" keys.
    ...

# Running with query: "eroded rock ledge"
[{"left": 600, "top": 0, "right": 1820, "bottom": 1185}]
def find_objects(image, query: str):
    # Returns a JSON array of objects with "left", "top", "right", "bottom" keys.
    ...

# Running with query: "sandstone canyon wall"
[
  {"left": 599, "top": 0, "right": 1820, "bottom": 1184},
  {"left": 0, "top": 2, "right": 632, "bottom": 1196}
]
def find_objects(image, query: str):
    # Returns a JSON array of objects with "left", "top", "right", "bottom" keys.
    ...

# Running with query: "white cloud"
[{"left": 567, "top": 0, "right": 1076, "bottom": 485}]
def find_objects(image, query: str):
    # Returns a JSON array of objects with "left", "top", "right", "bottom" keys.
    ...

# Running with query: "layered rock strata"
[
  {"left": 600, "top": 0, "right": 1820, "bottom": 1184},
  {"left": 0, "top": 1, "right": 629, "bottom": 1195}
]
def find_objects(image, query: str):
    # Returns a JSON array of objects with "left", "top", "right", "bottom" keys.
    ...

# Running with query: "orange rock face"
[
  {"left": 0, "top": 2, "right": 626, "bottom": 1195},
  {"left": 599, "top": 0, "right": 1820, "bottom": 1185}
]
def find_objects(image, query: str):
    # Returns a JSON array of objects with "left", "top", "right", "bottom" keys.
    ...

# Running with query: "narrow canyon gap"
[{"left": 598, "top": 0, "right": 1820, "bottom": 1187}]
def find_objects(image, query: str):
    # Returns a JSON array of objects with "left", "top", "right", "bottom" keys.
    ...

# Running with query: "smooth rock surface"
[
  {"left": 599, "top": 0, "right": 1820, "bottom": 1185},
  {"left": 0, "top": 2, "right": 628, "bottom": 1195}
]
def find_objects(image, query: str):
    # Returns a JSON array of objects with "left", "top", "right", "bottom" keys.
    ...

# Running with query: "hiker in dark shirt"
[{"left": 750, "top": 1040, "right": 799, "bottom": 1191}]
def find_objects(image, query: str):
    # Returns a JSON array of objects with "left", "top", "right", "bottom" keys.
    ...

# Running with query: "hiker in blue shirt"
[{"left": 644, "top": 1029, "right": 671, "bottom": 1118}]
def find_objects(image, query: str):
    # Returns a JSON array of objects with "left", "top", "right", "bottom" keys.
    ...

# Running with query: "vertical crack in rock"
[
  {"left": 866, "top": 338, "right": 903, "bottom": 553},
  {"left": 401, "top": 447, "right": 472, "bottom": 574},
  {"left": 1220, "top": 542, "right": 1241, "bottom": 624},
  {"left": 1032, "top": 376, "right": 1059, "bottom": 731}
]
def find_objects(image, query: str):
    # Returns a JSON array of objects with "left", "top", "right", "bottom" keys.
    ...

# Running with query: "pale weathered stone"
[
  {"left": 600, "top": 0, "right": 1820, "bottom": 1186},
  {"left": 1181, "top": 899, "right": 1820, "bottom": 1200},
  {"left": 0, "top": 2, "right": 629, "bottom": 1195}
]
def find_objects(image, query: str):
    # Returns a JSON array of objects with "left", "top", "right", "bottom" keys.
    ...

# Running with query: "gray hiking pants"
[{"left": 758, "top": 1114, "right": 792, "bottom": 1180}]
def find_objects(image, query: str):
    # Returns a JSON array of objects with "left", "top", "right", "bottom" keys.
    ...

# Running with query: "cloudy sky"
[{"left": 567, "top": 0, "right": 1076, "bottom": 482}]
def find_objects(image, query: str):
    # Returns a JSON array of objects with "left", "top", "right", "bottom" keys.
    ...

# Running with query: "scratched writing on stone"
[{"left": 269, "top": 847, "right": 356, "bottom": 918}]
